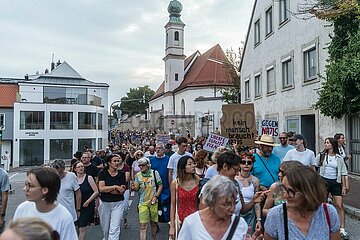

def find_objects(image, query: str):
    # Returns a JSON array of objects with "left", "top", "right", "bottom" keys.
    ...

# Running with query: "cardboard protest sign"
[
  {"left": 261, "top": 119, "right": 279, "bottom": 137},
  {"left": 203, "top": 134, "right": 229, "bottom": 152},
  {"left": 220, "top": 104, "right": 257, "bottom": 147},
  {"left": 156, "top": 134, "right": 171, "bottom": 144}
]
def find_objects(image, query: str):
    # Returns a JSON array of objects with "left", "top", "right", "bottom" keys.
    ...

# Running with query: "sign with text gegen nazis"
[{"left": 220, "top": 104, "right": 257, "bottom": 147}]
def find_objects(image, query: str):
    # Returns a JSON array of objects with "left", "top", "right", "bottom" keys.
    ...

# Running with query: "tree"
[
  {"left": 311, "top": 0, "right": 360, "bottom": 118},
  {"left": 220, "top": 47, "right": 242, "bottom": 104},
  {"left": 113, "top": 85, "right": 155, "bottom": 117}
]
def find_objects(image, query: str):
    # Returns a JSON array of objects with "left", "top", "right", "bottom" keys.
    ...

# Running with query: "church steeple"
[{"left": 164, "top": 0, "right": 186, "bottom": 93}]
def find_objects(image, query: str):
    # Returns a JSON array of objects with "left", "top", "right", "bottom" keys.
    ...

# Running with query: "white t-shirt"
[
  {"left": 14, "top": 201, "right": 78, "bottom": 240},
  {"left": 58, "top": 172, "right": 80, "bottom": 221},
  {"left": 167, "top": 151, "right": 192, "bottom": 180},
  {"left": 178, "top": 211, "right": 248, "bottom": 240},
  {"left": 283, "top": 149, "right": 316, "bottom": 166}
]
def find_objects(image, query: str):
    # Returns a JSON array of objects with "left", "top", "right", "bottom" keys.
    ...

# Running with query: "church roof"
[{"left": 151, "top": 44, "right": 233, "bottom": 101}]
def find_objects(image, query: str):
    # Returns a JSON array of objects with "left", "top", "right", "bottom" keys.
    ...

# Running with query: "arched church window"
[
  {"left": 175, "top": 73, "right": 179, "bottom": 81},
  {"left": 174, "top": 31, "right": 179, "bottom": 41},
  {"left": 181, "top": 99, "right": 185, "bottom": 115}
]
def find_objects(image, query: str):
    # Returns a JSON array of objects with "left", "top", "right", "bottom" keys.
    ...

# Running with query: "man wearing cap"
[
  {"left": 283, "top": 134, "right": 316, "bottom": 168},
  {"left": 51, "top": 159, "right": 81, "bottom": 223},
  {"left": 253, "top": 134, "right": 281, "bottom": 190},
  {"left": 164, "top": 143, "right": 174, "bottom": 157},
  {"left": 272, "top": 132, "right": 294, "bottom": 162}
]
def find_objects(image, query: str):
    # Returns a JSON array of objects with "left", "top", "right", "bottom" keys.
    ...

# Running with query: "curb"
[{"left": 344, "top": 204, "right": 360, "bottom": 220}]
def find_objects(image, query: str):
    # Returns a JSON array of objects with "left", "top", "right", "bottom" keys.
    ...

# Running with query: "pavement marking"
[{"left": 9, "top": 172, "right": 19, "bottom": 180}]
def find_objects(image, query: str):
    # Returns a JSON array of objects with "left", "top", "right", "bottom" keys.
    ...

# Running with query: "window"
[
  {"left": 279, "top": 0, "right": 289, "bottom": 24},
  {"left": 0, "top": 113, "right": 4, "bottom": 129},
  {"left": 265, "top": 6, "right": 273, "bottom": 35},
  {"left": 181, "top": 99, "right": 185, "bottom": 115},
  {"left": 304, "top": 47, "right": 317, "bottom": 81},
  {"left": 20, "top": 111, "right": 44, "bottom": 129},
  {"left": 282, "top": 58, "right": 293, "bottom": 88},
  {"left": 166, "top": 32, "right": 169, "bottom": 47},
  {"left": 267, "top": 67, "right": 275, "bottom": 94},
  {"left": 78, "top": 112, "right": 96, "bottom": 129},
  {"left": 255, "top": 74, "right": 262, "bottom": 97},
  {"left": 19, "top": 139, "right": 44, "bottom": 166},
  {"left": 174, "top": 31, "right": 179, "bottom": 41},
  {"left": 50, "top": 112, "right": 73, "bottom": 129},
  {"left": 98, "top": 113, "right": 103, "bottom": 130},
  {"left": 43, "top": 87, "right": 87, "bottom": 105},
  {"left": 254, "top": 19, "right": 261, "bottom": 45},
  {"left": 245, "top": 79, "right": 250, "bottom": 101},
  {"left": 175, "top": 73, "right": 179, "bottom": 81},
  {"left": 98, "top": 138, "right": 103, "bottom": 150},
  {"left": 50, "top": 139, "right": 73, "bottom": 160},
  {"left": 78, "top": 138, "right": 96, "bottom": 151}
]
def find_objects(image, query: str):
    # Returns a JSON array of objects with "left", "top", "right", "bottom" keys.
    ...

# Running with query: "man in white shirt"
[
  {"left": 51, "top": 159, "right": 81, "bottom": 222},
  {"left": 283, "top": 134, "right": 316, "bottom": 168},
  {"left": 167, "top": 137, "right": 192, "bottom": 184},
  {"left": 1, "top": 151, "right": 10, "bottom": 172}
]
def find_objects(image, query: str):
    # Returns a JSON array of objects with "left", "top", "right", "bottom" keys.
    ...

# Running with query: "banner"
[
  {"left": 220, "top": 104, "right": 256, "bottom": 147},
  {"left": 203, "top": 134, "right": 229, "bottom": 153},
  {"left": 261, "top": 119, "right": 279, "bottom": 137}
]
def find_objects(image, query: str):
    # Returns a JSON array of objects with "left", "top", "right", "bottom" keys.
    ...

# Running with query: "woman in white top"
[
  {"left": 315, "top": 137, "right": 348, "bottom": 239},
  {"left": 13, "top": 167, "right": 78, "bottom": 240},
  {"left": 334, "top": 133, "right": 351, "bottom": 193},
  {"left": 235, "top": 151, "right": 261, "bottom": 234},
  {"left": 179, "top": 175, "right": 263, "bottom": 240}
]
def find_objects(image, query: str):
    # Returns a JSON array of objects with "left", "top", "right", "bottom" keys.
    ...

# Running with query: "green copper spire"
[{"left": 167, "top": 0, "right": 184, "bottom": 25}]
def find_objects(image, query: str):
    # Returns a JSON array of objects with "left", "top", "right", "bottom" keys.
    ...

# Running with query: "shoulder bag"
[{"left": 256, "top": 153, "right": 276, "bottom": 183}]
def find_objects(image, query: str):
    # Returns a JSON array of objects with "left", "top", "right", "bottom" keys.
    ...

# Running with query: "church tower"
[{"left": 164, "top": 0, "right": 186, "bottom": 93}]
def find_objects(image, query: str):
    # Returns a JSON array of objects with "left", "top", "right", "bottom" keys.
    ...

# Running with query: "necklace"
[{"left": 240, "top": 172, "right": 250, "bottom": 179}]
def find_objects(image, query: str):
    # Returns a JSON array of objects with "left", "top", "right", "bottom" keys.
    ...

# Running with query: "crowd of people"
[{"left": 0, "top": 129, "right": 352, "bottom": 240}]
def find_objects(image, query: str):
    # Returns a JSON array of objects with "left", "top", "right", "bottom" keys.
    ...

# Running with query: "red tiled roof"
[
  {"left": 176, "top": 44, "right": 232, "bottom": 92},
  {"left": 151, "top": 81, "right": 165, "bottom": 100},
  {"left": 0, "top": 84, "right": 18, "bottom": 107}
]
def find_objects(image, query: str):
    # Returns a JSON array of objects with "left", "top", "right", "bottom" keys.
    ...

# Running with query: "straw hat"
[{"left": 255, "top": 134, "right": 276, "bottom": 147}]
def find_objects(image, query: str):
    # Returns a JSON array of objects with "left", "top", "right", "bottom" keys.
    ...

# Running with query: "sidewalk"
[{"left": 344, "top": 175, "right": 360, "bottom": 219}]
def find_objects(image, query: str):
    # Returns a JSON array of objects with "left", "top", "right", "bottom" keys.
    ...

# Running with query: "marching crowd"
[{"left": 0, "top": 130, "right": 353, "bottom": 240}]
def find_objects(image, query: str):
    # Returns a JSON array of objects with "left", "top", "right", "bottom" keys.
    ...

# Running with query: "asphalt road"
[{"left": 4, "top": 170, "right": 360, "bottom": 239}]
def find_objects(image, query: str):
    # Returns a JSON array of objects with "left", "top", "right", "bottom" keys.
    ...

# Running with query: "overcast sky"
[{"left": 0, "top": 0, "right": 254, "bottom": 105}]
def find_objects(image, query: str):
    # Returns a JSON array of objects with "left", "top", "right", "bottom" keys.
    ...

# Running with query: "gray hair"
[
  {"left": 202, "top": 175, "right": 237, "bottom": 207},
  {"left": 138, "top": 157, "right": 150, "bottom": 167},
  {"left": 51, "top": 159, "right": 66, "bottom": 169},
  {"left": 211, "top": 146, "right": 230, "bottom": 163},
  {"left": 156, "top": 142, "right": 165, "bottom": 149}
]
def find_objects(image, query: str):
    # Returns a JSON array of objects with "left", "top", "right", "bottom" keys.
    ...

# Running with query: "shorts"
[
  {"left": 322, "top": 177, "right": 342, "bottom": 196},
  {"left": 138, "top": 203, "right": 158, "bottom": 224}
]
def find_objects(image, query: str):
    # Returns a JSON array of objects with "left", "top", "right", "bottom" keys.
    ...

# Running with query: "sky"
[{"left": 0, "top": 0, "right": 254, "bottom": 106}]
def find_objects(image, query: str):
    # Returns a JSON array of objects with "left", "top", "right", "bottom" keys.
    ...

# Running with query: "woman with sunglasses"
[
  {"left": 132, "top": 157, "right": 163, "bottom": 240},
  {"left": 264, "top": 165, "right": 341, "bottom": 240},
  {"left": 262, "top": 161, "right": 303, "bottom": 218},
  {"left": 235, "top": 152, "right": 261, "bottom": 234},
  {"left": 131, "top": 150, "right": 144, "bottom": 182},
  {"left": 98, "top": 154, "right": 127, "bottom": 240}
]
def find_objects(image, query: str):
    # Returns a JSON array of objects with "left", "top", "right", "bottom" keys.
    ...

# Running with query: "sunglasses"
[
  {"left": 279, "top": 137, "right": 287, "bottom": 140},
  {"left": 240, "top": 160, "right": 253, "bottom": 165},
  {"left": 138, "top": 164, "right": 147, "bottom": 167},
  {"left": 288, "top": 139, "right": 294, "bottom": 142}
]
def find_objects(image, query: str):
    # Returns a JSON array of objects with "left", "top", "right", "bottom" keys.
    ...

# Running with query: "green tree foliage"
[
  {"left": 314, "top": 1, "right": 360, "bottom": 118},
  {"left": 220, "top": 47, "right": 242, "bottom": 104},
  {"left": 113, "top": 85, "right": 155, "bottom": 117}
]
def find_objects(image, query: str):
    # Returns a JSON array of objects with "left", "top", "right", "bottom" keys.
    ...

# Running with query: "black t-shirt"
[
  {"left": 91, "top": 156, "right": 103, "bottom": 167},
  {"left": 126, "top": 155, "right": 136, "bottom": 170},
  {"left": 98, "top": 169, "right": 126, "bottom": 202},
  {"left": 85, "top": 164, "right": 99, "bottom": 179}
]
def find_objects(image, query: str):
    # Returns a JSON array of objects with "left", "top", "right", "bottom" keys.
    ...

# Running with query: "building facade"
[{"left": 7, "top": 61, "right": 109, "bottom": 167}]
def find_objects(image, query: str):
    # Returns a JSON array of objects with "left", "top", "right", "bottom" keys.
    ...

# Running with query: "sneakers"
[{"left": 340, "top": 228, "right": 349, "bottom": 240}]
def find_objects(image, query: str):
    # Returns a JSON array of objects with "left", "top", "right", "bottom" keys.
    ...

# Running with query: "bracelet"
[
  {"left": 256, "top": 217, "right": 262, "bottom": 221},
  {"left": 154, "top": 195, "right": 158, "bottom": 198}
]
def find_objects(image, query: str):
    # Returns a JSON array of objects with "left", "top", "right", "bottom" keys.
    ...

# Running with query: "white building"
[
  {"left": 149, "top": 0, "right": 234, "bottom": 137},
  {"left": 11, "top": 61, "right": 109, "bottom": 167},
  {"left": 239, "top": 0, "right": 349, "bottom": 153}
]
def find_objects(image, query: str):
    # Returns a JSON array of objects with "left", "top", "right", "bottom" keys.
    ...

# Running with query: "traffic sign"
[{"left": 171, "top": 120, "right": 175, "bottom": 125}]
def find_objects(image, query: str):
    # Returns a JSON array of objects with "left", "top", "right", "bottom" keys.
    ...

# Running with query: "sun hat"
[{"left": 254, "top": 134, "right": 276, "bottom": 147}]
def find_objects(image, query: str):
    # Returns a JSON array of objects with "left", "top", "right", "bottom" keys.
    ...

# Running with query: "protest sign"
[
  {"left": 220, "top": 104, "right": 257, "bottom": 147},
  {"left": 261, "top": 119, "right": 279, "bottom": 137},
  {"left": 156, "top": 134, "right": 171, "bottom": 144},
  {"left": 203, "top": 134, "right": 229, "bottom": 152}
]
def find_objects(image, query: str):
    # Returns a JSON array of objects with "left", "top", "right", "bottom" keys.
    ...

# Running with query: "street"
[{"left": 3, "top": 170, "right": 360, "bottom": 239}]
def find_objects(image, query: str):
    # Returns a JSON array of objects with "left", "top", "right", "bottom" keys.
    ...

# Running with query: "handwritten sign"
[
  {"left": 156, "top": 134, "right": 171, "bottom": 144},
  {"left": 203, "top": 134, "right": 229, "bottom": 152},
  {"left": 220, "top": 104, "right": 256, "bottom": 147},
  {"left": 261, "top": 119, "right": 279, "bottom": 137}
]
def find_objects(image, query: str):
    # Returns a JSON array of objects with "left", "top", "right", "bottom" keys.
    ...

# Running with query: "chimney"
[
  {"left": 24, "top": 74, "right": 29, "bottom": 80},
  {"left": 45, "top": 69, "right": 49, "bottom": 74},
  {"left": 51, "top": 53, "right": 55, "bottom": 71},
  {"left": 56, "top": 59, "right": 61, "bottom": 67}
]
